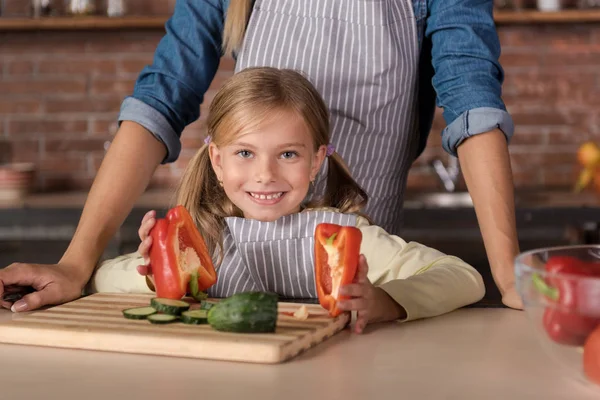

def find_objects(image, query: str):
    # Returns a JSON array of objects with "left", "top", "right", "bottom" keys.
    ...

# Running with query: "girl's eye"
[
  {"left": 281, "top": 151, "right": 298, "bottom": 159},
  {"left": 236, "top": 150, "right": 253, "bottom": 159}
]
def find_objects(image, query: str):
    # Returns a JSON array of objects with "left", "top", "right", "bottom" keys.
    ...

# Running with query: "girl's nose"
[{"left": 254, "top": 157, "right": 277, "bottom": 183}]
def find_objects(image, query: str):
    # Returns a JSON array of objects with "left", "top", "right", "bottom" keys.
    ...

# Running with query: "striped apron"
[
  {"left": 215, "top": 0, "right": 420, "bottom": 298},
  {"left": 235, "top": 0, "right": 420, "bottom": 235},
  {"left": 206, "top": 210, "right": 357, "bottom": 299}
]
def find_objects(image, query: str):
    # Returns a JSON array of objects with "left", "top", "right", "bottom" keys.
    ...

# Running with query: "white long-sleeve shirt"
[{"left": 88, "top": 208, "right": 485, "bottom": 322}]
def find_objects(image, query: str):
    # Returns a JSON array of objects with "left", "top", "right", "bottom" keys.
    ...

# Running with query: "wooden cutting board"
[{"left": 0, "top": 293, "right": 350, "bottom": 364}]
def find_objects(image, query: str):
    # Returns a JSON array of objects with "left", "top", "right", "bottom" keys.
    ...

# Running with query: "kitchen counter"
[
  {"left": 0, "top": 189, "right": 174, "bottom": 210},
  {"left": 1, "top": 189, "right": 598, "bottom": 210},
  {"left": 0, "top": 307, "right": 598, "bottom": 399},
  {"left": 2, "top": 189, "right": 597, "bottom": 243}
]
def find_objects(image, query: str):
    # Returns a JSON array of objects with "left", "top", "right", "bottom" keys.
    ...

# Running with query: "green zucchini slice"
[
  {"left": 150, "top": 298, "right": 190, "bottom": 315},
  {"left": 122, "top": 306, "right": 157, "bottom": 320},
  {"left": 147, "top": 314, "right": 179, "bottom": 324},
  {"left": 181, "top": 309, "right": 209, "bottom": 325}
]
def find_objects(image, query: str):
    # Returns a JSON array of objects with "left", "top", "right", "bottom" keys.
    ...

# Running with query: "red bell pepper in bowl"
[
  {"left": 532, "top": 255, "right": 600, "bottom": 346},
  {"left": 150, "top": 205, "right": 217, "bottom": 300},
  {"left": 314, "top": 223, "right": 362, "bottom": 317},
  {"left": 532, "top": 256, "right": 600, "bottom": 346},
  {"left": 516, "top": 245, "right": 600, "bottom": 387}
]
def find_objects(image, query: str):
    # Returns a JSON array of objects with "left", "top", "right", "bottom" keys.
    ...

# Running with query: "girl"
[{"left": 90, "top": 67, "right": 485, "bottom": 334}]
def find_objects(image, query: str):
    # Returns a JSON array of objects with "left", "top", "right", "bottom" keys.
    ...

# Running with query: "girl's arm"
[
  {"left": 86, "top": 250, "right": 151, "bottom": 295},
  {"left": 358, "top": 220, "right": 485, "bottom": 322}
]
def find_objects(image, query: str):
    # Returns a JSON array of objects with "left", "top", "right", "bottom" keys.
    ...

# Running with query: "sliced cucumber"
[
  {"left": 147, "top": 314, "right": 179, "bottom": 324},
  {"left": 181, "top": 309, "right": 209, "bottom": 325},
  {"left": 200, "top": 300, "right": 218, "bottom": 310},
  {"left": 122, "top": 306, "right": 157, "bottom": 320},
  {"left": 150, "top": 298, "right": 190, "bottom": 315}
]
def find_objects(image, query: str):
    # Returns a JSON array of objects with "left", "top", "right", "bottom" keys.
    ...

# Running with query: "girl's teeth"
[{"left": 251, "top": 192, "right": 282, "bottom": 200}]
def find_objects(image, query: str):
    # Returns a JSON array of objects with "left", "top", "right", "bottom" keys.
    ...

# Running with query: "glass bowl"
[{"left": 515, "top": 244, "right": 600, "bottom": 387}]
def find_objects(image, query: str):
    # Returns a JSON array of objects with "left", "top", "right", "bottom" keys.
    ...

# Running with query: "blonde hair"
[
  {"left": 176, "top": 67, "right": 368, "bottom": 266},
  {"left": 222, "top": 0, "right": 253, "bottom": 55}
]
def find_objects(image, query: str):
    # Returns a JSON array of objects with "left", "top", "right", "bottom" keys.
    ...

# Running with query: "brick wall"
[
  {"left": 0, "top": 16, "right": 598, "bottom": 192},
  {"left": 1, "top": 0, "right": 177, "bottom": 17}
]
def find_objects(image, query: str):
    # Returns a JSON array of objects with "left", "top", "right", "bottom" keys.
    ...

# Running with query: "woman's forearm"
[
  {"left": 456, "top": 129, "right": 520, "bottom": 296},
  {"left": 59, "top": 121, "right": 167, "bottom": 283}
]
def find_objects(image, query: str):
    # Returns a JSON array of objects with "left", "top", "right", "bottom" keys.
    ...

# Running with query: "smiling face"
[{"left": 209, "top": 109, "right": 327, "bottom": 222}]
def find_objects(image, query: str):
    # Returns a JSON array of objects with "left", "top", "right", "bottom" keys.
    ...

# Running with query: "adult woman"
[{"left": 0, "top": 0, "right": 521, "bottom": 312}]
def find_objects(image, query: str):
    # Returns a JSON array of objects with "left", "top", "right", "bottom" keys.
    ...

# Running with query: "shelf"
[
  {"left": 0, "top": 10, "right": 600, "bottom": 32},
  {"left": 0, "top": 16, "right": 167, "bottom": 32},
  {"left": 494, "top": 9, "right": 600, "bottom": 24}
]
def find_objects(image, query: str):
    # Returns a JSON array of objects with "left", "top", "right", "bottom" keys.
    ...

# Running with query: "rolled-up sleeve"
[
  {"left": 118, "top": 0, "right": 226, "bottom": 163},
  {"left": 426, "top": 0, "right": 515, "bottom": 156}
]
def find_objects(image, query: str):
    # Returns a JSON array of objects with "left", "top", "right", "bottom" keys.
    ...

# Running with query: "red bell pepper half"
[
  {"left": 532, "top": 256, "right": 600, "bottom": 346},
  {"left": 150, "top": 205, "right": 217, "bottom": 300},
  {"left": 584, "top": 324, "right": 600, "bottom": 386},
  {"left": 314, "top": 223, "right": 362, "bottom": 317}
]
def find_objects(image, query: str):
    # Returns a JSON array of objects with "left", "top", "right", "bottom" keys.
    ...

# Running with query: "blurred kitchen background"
[{"left": 0, "top": 0, "right": 599, "bottom": 305}]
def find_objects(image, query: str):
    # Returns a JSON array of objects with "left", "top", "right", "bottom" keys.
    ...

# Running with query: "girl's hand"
[
  {"left": 337, "top": 254, "right": 407, "bottom": 334},
  {"left": 136, "top": 210, "right": 157, "bottom": 276}
]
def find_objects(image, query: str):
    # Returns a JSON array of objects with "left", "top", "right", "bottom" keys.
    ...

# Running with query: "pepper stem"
[
  {"left": 532, "top": 272, "right": 559, "bottom": 302},
  {"left": 190, "top": 270, "right": 208, "bottom": 301},
  {"left": 325, "top": 232, "right": 338, "bottom": 246}
]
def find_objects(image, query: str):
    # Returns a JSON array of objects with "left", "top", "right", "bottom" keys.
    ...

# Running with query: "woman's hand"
[
  {"left": 136, "top": 210, "right": 157, "bottom": 277},
  {"left": 337, "top": 254, "right": 407, "bottom": 334},
  {"left": 501, "top": 284, "right": 523, "bottom": 310},
  {"left": 0, "top": 261, "right": 89, "bottom": 312}
]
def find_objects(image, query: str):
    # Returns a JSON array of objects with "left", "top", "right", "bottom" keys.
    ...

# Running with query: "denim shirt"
[{"left": 119, "top": 0, "right": 514, "bottom": 163}]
